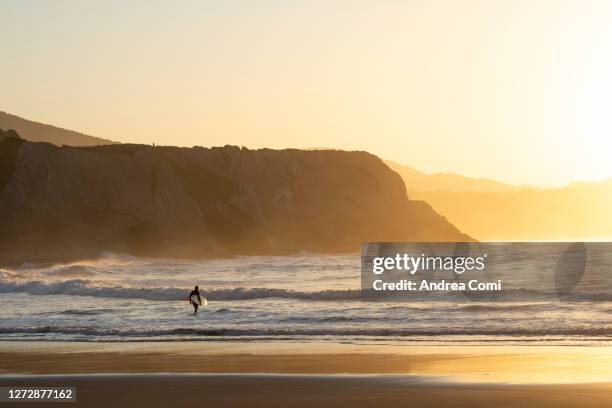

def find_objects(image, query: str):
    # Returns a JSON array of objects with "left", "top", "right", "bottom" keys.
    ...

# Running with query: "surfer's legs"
[{"left": 192, "top": 302, "right": 198, "bottom": 314}]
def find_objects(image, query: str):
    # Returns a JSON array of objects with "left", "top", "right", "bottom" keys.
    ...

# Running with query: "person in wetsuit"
[{"left": 188, "top": 285, "right": 202, "bottom": 315}]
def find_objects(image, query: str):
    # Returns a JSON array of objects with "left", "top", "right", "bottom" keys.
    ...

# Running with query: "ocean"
[{"left": 1, "top": 252, "right": 611, "bottom": 345}]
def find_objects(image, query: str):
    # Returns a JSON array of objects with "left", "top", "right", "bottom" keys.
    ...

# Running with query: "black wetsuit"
[{"left": 189, "top": 290, "right": 202, "bottom": 314}]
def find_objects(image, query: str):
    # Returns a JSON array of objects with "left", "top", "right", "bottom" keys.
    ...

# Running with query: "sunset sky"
[{"left": 3, "top": 0, "right": 612, "bottom": 186}]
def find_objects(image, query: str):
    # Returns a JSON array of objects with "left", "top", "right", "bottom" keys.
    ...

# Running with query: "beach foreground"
[
  {"left": 2, "top": 374, "right": 612, "bottom": 408},
  {"left": 2, "top": 342, "right": 612, "bottom": 407}
]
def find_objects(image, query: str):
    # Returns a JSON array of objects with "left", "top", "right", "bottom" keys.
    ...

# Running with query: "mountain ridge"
[
  {"left": 384, "top": 160, "right": 527, "bottom": 193},
  {"left": 0, "top": 110, "right": 115, "bottom": 146}
]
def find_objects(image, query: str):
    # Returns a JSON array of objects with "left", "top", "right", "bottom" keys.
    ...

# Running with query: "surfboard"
[{"left": 190, "top": 294, "right": 205, "bottom": 305}]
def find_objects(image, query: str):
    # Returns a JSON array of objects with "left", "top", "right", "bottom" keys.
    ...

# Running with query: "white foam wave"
[{"left": 0, "top": 279, "right": 360, "bottom": 301}]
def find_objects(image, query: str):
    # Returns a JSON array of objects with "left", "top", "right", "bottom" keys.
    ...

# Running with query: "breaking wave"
[
  {"left": 1, "top": 279, "right": 611, "bottom": 302},
  {"left": 0, "top": 279, "right": 360, "bottom": 301}
]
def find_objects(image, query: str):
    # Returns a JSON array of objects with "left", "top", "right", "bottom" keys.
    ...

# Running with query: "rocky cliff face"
[{"left": 0, "top": 135, "right": 469, "bottom": 264}]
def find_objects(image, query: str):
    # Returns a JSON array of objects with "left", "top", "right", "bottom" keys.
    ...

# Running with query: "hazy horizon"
[{"left": 4, "top": 0, "right": 612, "bottom": 186}]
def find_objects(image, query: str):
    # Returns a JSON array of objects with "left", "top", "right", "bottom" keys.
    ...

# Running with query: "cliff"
[{"left": 0, "top": 135, "right": 469, "bottom": 264}]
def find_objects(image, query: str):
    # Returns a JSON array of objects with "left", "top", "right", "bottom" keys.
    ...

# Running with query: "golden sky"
[{"left": 3, "top": 0, "right": 612, "bottom": 186}]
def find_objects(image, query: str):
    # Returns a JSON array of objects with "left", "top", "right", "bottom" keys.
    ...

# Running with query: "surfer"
[{"left": 188, "top": 285, "right": 202, "bottom": 315}]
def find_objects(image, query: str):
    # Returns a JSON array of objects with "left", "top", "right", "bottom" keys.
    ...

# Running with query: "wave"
[
  {"left": 58, "top": 308, "right": 116, "bottom": 316},
  {"left": 1, "top": 279, "right": 610, "bottom": 302},
  {"left": 1, "top": 326, "right": 611, "bottom": 338},
  {"left": 213, "top": 308, "right": 234, "bottom": 314},
  {"left": 458, "top": 304, "right": 553, "bottom": 312},
  {"left": 281, "top": 316, "right": 372, "bottom": 323},
  {"left": 0, "top": 279, "right": 360, "bottom": 301},
  {"left": 46, "top": 266, "right": 97, "bottom": 278}
]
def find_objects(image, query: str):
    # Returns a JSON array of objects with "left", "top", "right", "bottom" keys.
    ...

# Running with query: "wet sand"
[{"left": 2, "top": 342, "right": 612, "bottom": 407}]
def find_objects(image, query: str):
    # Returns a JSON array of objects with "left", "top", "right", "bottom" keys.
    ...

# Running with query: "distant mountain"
[
  {"left": 385, "top": 160, "right": 524, "bottom": 193},
  {"left": 411, "top": 182, "right": 612, "bottom": 241},
  {"left": 387, "top": 159, "right": 612, "bottom": 240},
  {"left": 411, "top": 179, "right": 612, "bottom": 241},
  {"left": 0, "top": 134, "right": 470, "bottom": 264},
  {"left": 0, "top": 110, "right": 115, "bottom": 146}
]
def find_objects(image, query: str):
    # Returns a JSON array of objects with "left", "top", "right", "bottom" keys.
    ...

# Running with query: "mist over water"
[{"left": 0, "top": 253, "right": 611, "bottom": 345}]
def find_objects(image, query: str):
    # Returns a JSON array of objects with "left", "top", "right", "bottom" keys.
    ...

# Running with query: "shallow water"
[{"left": 0, "top": 253, "right": 611, "bottom": 344}]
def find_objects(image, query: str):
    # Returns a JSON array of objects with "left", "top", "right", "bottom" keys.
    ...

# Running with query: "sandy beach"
[
  {"left": 2, "top": 342, "right": 612, "bottom": 407},
  {"left": 3, "top": 373, "right": 612, "bottom": 408}
]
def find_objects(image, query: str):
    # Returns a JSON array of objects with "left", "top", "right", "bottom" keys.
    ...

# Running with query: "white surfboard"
[
  {"left": 191, "top": 295, "right": 208, "bottom": 306},
  {"left": 190, "top": 294, "right": 207, "bottom": 306}
]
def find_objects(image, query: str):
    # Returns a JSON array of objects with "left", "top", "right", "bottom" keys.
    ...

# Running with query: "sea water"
[{"left": 0, "top": 253, "right": 611, "bottom": 345}]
